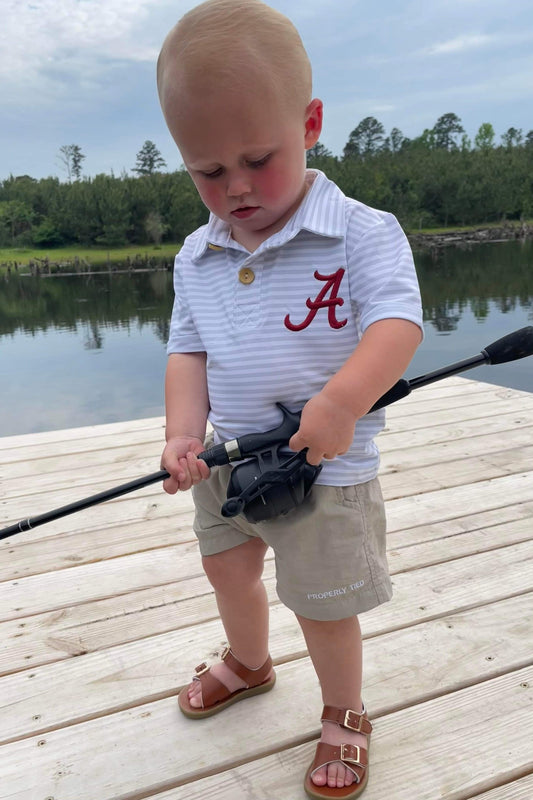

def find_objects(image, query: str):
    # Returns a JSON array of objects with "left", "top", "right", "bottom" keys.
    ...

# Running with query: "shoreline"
[
  {"left": 1, "top": 223, "right": 532, "bottom": 276},
  {"left": 408, "top": 221, "right": 533, "bottom": 250}
]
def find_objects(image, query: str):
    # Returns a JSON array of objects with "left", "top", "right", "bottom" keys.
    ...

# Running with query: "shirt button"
[{"left": 238, "top": 267, "right": 255, "bottom": 284}]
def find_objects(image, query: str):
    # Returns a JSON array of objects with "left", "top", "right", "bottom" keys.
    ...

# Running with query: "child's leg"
[
  {"left": 187, "top": 537, "right": 272, "bottom": 707},
  {"left": 297, "top": 614, "right": 364, "bottom": 789}
]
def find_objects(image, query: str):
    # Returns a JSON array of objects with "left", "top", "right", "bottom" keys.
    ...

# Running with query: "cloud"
[
  {"left": 426, "top": 33, "right": 494, "bottom": 55},
  {"left": 0, "top": 0, "right": 164, "bottom": 107},
  {"left": 2, "top": 0, "right": 533, "bottom": 178},
  {"left": 424, "top": 31, "right": 533, "bottom": 56}
]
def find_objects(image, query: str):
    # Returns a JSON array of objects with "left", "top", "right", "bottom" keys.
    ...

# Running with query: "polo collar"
[{"left": 191, "top": 170, "right": 346, "bottom": 262}]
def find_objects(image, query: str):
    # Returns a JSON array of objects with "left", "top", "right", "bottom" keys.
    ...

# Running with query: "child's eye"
[
  {"left": 247, "top": 154, "right": 271, "bottom": 169},
  {"left": 202, "top": 167, "right": 223, "bottom": 179}
]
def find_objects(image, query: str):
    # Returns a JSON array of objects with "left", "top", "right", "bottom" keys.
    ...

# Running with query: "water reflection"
[
  {"left": 0, "top": 270, "right": 172, "bottom": 345},
  {"left": 0, "top": 240, "right": 531, "bottom": 436},
  {"left": 415, "top": 239, "right": 532, "bottom": 333}
]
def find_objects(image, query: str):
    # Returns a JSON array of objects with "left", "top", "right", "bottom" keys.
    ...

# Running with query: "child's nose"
[{"left": 227, "top": 170, "right": 251, "bottom": 197}]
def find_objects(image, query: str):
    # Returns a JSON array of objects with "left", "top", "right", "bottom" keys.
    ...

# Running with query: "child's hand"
[
  {"left": 288, "top": 392, "right": 357, "bottom": 465},
  {"left": 160, "top": 435, "right": 210, "bottom": 493}
]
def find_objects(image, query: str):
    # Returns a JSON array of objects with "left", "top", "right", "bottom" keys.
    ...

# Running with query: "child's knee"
[{"left": 202, "top": 539, "right": 266, "bottom": 591}]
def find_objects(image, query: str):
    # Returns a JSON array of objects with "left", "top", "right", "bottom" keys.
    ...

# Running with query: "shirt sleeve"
[
  {"left": 346, "top": 210, "right": 424, "bottom": 336},
  {"left": 166, "top": 251, "right": 205, "bottom": 355}
]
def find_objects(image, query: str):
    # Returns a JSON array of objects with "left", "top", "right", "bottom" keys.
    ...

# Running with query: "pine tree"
[{"left": 133, "top": 141, "right": 167, "bottom": 175}]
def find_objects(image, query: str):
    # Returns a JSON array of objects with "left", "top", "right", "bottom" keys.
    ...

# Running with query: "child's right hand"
[{"left": 160, "top": 435, "right": 211, "bottom": 494}]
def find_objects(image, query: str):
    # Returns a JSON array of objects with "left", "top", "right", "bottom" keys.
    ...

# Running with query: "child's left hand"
[{"left": 288, "top": 391, "right": 357, "bottom": 465}]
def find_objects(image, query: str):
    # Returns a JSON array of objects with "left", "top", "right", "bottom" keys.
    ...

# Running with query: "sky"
[{"left": 1, "top": 0, "right": 533, "bottom": 181}]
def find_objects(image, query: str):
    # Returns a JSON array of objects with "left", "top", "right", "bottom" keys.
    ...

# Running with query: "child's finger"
[
  {"left": 288, "top": 431, "right": 305, "bottom": 452},
  {"left": 303, "top": 447, "right": 324, "bottom": 466},
  {"left": 289, "top": 433, "right": 323, "bottom": 465},
  {"left": 162, "top": 474, "right": 180, "bottom": 495},
  {"left": 185, "top": 451, "right": 207, "bottom": 483}
]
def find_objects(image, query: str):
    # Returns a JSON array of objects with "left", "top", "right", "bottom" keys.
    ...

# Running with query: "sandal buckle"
[
  {"left": 344, "top": 709, "right": 364, "bottom": 732},
  {"left": 340, "top": 744, "right": 361, "bottom": 766},
  {"left": 221, "top": 645, "right": 231, "bottom": 661},
  {"left": 195, "top": 662, "right": 209, "bottom": 676}
]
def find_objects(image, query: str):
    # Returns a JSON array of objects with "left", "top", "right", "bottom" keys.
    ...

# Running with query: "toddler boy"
[{"left": 157, "top": 1, "right": 423, "bottom": 796}]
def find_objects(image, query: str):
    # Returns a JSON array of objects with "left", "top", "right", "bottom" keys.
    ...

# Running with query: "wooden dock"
[{"left": 1, "top": 376, "right": 532, "bottom": 800}]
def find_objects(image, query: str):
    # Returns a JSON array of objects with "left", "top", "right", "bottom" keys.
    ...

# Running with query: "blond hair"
[{"left": 157, "top": 0, "right": 312, "bottom": 114}]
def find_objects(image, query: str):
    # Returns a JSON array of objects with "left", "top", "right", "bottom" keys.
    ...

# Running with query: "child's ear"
[{"left": 304, "top": 98, "right": 323, "bottom": 149}]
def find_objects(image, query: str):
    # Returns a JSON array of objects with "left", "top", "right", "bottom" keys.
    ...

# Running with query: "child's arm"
[
  {"left": 289, "top": 318, "right": 422, "bottom": 465},
  {"left": 161, "top": 352, "right": 211, "bottom": 493}
]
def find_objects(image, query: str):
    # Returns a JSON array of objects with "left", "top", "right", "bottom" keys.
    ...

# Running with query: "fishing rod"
[
  {"left": 1, "top": 326, "right": 532, "bottom": 539},
  {"left": 369, "top": 323, "right": 533, "bottom": 410}
]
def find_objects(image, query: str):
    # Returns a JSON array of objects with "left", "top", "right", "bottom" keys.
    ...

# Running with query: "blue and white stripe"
[{"left": 167, "top": 170, "right": 423, "bottom": 484}]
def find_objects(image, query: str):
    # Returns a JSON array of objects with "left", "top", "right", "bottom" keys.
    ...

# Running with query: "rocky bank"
[{"left": 408, "top": 221, "right": 533, "bottom": 250}]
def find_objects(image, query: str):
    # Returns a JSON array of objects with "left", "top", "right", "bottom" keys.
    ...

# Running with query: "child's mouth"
[{"left": 231, "top": 206, "right": 259, "bottom": 219}]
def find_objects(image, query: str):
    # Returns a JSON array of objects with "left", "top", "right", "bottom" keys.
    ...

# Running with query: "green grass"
[
  {"left": 1, "top": 219, "right": 530, "bottom": 273},
  {"left": 0, "top": 242, "right": 181, "bottom": 272}
]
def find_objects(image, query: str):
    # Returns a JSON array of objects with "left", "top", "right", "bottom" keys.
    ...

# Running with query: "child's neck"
[{"left": 231, "top": 228, "right": 269, "bottom": 253}]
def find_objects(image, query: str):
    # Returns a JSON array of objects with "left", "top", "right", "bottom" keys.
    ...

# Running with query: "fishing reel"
[
  {"left": 210, "top": 404, "right": 321, "bottom": 524},
  {"left": 222, "top": 445, "right": 321, "bottom": 523}
]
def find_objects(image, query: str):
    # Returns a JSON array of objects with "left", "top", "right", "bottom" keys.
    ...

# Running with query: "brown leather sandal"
[
  {"left": 177, "top": 646, "right": 276, "bottom": 719},
  {"left": 304, "top": 705, "right": 372, "bottom": 799}
]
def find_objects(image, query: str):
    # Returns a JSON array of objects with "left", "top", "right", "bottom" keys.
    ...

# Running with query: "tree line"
[{"left": 1, "top": 114, "right": 532, "bottom": 250}]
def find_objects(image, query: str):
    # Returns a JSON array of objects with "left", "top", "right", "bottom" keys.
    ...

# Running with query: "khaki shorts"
[{"left": 191, "top": 461, "right": 392, "bottom": 621}]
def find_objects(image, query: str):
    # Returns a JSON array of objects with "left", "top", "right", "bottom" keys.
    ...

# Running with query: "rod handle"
[{"left": 482, "top": 326, "right": 533, "bottom": 365}]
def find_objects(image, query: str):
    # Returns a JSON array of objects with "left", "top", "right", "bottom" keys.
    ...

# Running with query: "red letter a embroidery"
[{"left": 284, "top": 268, "right": 347, "bottom": 331}]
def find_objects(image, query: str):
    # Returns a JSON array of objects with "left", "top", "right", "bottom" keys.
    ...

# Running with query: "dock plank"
[
  {"left": 0, "top": 376, "right": 532, "bottom": 800},
  {"left": 139, "top": 666, "right": 533, "bottom": 800},
  {"left": 2, "top": 453, "right": 531, "bottom": 542},
  {"left": 3, "top": 534, "right": 533, "bottom": 674},
  {"left": 1, "top": 593, "right": 531, "bottom": 746},
  {"left": 3, "top": 430, "right": 533, "bottom": 505},
  {"left": 1, "top": 663, "right": 531, "bottom": 800},
  {"left": 4, "top": 529, "right": 533, "bottom": 629}
]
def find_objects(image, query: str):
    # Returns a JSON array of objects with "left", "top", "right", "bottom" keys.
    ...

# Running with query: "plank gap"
[
  {"left": 107, "top": 730, "right": 323, "bottom": 800},
  {"left": 389, "top": 532, "right": 533, "bottom": 574},
  {"left": 464, "top": 768, "right": 533, "bottom": 800},
  {"left": 362, "top": 587, "right": 533, "bottom": 641},
  {"left": 387, "top": 493, "right": 533, "bottom": 533}
]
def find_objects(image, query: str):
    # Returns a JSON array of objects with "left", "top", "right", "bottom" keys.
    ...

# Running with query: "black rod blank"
[{"left": 0, "top": 470, "right": 170, "bottom": 539}]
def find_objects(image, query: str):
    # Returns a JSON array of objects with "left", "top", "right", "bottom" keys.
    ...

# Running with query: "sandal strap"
[
  {"left": 192, "top": 647, "right": 272, "bottom": 708},
  {"left": 310, "top": 741, "right": 368, "bottom": 784},
  {"left": 192, "top": 668, "right": 230, "bottom": 708},
  {"left": 321, "top": 705, "right": 373, "bottom": 735},
  {"left": 222, "top": 647, "right": 273, "bottom": 685}
]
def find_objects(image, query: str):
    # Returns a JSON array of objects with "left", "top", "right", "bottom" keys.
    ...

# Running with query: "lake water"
[{"left": 0, "top": 240, "right": 531, "bottom": 437}]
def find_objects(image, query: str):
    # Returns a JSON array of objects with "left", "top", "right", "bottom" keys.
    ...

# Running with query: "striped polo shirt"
[{"left": 167, "top": 169, "right": 423, "bottom": 485}]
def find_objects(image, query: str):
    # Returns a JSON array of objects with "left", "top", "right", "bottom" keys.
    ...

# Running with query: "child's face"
[{"left": 166, "top": 86, "right": 322, "bottom": 249}]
